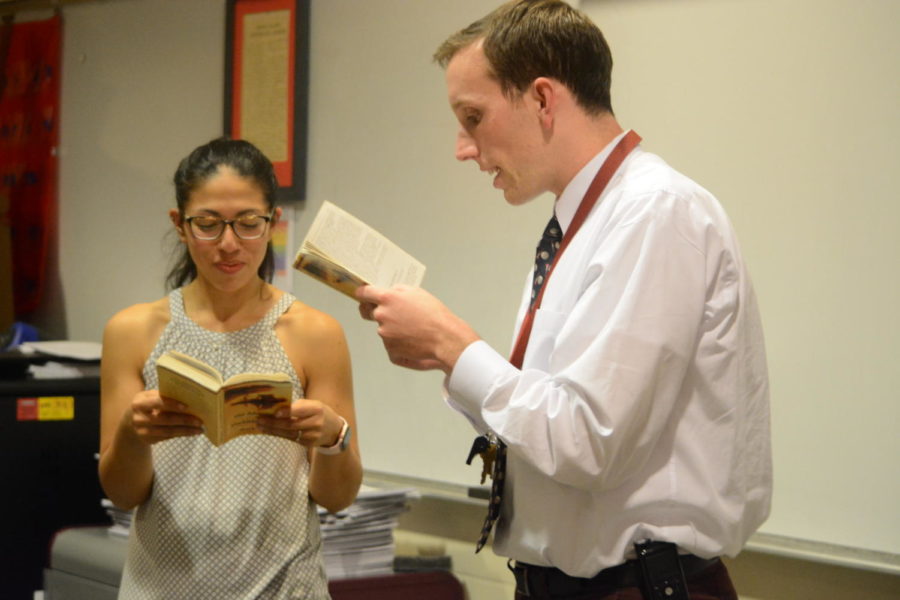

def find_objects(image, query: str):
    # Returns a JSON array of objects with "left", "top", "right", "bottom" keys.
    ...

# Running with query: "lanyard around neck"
[{"left": 509, "top": 130, "right": 642, "bottom": 369}]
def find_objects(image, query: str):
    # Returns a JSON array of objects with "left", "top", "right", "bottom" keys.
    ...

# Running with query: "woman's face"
[{"left": 171, "top": 166, "right": 279, "bottom": 292}]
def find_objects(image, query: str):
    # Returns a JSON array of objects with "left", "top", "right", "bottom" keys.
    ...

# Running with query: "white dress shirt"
[{"left": 446, "top": 132, "right": 772, "bottom": 577}]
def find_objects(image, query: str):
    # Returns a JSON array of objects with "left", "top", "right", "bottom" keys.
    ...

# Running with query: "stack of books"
[{"left": 318, "top": 485, "right": 419, "bottom": 580}]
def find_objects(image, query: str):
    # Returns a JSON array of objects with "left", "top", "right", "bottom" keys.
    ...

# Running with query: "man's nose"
[{"left": 455, "top": 128, "right": 478, "bottom": 162}]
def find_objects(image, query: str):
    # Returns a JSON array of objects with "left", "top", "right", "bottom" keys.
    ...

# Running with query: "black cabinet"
[{"left": 0, "top": 377, "right": 109, "bottom": 600}]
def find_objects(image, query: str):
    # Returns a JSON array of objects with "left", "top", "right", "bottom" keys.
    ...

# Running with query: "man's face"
[{"left": 445, "top": 42, "right": 548, "bottom": 205}]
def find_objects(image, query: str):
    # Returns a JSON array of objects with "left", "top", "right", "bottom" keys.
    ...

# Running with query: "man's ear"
[
  {"left": 531, "top": 77, "right": 556, "bottom": 129},
  {"left": 170, "top": 209, "right": 187, "bottom": 242}
]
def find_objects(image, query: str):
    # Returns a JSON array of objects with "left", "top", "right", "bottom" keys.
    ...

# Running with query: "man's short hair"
[{"left": 434, "top": 0, "right": 614, "bottom": 115}]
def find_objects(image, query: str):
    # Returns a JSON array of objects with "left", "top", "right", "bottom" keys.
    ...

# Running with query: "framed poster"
[{"left": 225, "top": 0, "right": 309, "bottom": 202}]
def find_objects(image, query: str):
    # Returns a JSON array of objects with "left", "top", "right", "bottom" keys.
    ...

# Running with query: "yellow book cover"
[{"left": 156, "top": 350, "right": 291, "bottom": 447}]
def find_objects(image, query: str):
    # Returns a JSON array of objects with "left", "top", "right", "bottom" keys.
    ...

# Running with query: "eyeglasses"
[{"left": 184, "top": 213, "right": 274, "bottom": 241}]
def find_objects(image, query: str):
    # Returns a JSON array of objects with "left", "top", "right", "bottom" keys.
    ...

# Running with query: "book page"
[
  {"left": 156, "top": 351, "right": 227, "bottom": 445},
  {"left": 157, "top": 351, "right": 223, "bottom": 390},
  {"left": 299, "top": 201, "right": 425, "bottom": 289},
  {"left": 157, "top": 364, "right": 222, "bottom": 445},
  {"left": 224, "top": 371, "right": 292, "bottom": 387}
]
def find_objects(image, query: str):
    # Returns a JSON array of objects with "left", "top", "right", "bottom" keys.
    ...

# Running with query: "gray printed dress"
[{"left": 117, "top": 288, "right": 330, "bottom": 599}]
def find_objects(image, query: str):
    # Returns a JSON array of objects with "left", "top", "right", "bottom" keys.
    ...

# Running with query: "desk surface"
[{"left": 0, "top": 375, "right": 99, "bottom": 395}]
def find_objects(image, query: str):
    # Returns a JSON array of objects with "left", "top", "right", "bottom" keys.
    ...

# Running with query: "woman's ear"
[
  {"left": 261, "top": 206, "right": 283, "bottom": 245},
  {"left": 170, "top": 209, "right": 187, "bottom": 242}
]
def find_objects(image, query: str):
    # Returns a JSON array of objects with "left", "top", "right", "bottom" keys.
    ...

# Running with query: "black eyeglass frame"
[{"left": 183, "top": 212, "right": 275, "bottom": 241}]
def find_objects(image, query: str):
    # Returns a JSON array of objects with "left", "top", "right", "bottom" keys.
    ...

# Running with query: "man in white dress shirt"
[{"left": 357, "top": 1, "right": 771, "bottom": 598}]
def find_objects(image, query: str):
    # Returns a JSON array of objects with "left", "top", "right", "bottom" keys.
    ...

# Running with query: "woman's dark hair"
[{"left": 165, "top": 138, "right": 278, "bottom": 291}]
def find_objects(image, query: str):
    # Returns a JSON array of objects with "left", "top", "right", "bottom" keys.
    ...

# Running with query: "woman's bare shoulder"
[
  {"left": 103, "top": 297, "right": 171, "bottom": 348},
  {"left": 278, "top": 299, "right": 345, "bottom": 342},
  {"left": 276, "top": 300, "right": 349, "bottom": 378}
]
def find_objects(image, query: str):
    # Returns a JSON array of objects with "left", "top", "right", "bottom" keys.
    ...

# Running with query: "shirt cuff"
[{"left": 446, "top": 340, "right": 518, "bottom": 427}]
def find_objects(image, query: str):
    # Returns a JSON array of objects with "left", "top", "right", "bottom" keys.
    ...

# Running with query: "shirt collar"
[{"left": 554, "top": 129, "right": 630, "bottom": 234}]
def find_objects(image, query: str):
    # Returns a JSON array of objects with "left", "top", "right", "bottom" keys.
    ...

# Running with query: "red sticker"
[{"left": 17, "top": 398, "right": 39, "bottom": 421}]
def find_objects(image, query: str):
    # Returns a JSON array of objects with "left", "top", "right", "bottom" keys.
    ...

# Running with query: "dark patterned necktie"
[
  {"left": 530, "top": 215, "right": 562, "bottom": 307},
  {"left": 475, "top": 213, "right": 562, "bottom": 553}
]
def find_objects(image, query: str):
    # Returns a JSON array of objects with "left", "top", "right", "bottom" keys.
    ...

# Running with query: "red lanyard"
[{"left": 509, "top": 130, "right": 642, "bottom": 369}]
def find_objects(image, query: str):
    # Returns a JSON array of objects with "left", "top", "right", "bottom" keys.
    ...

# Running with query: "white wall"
[{"left": 58, "top": 0, "right": 225, "bottom": 340}]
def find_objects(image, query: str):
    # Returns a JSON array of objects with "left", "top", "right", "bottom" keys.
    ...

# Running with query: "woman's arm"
[
  {"left": 98, "top": 302, "right": 202, "bottom": 509},
  {"left": 274, "top": 304, "right": 362, "bottom": 514}
]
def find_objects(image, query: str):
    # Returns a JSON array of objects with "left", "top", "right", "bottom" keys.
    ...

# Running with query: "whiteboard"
[{"left": 579, "top": 0, "right": 900, "bottom": 557}]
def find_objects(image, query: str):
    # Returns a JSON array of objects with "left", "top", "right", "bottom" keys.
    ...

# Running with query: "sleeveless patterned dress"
[{"left": 117, "top": 288, "right": 330, "bottom": 599}]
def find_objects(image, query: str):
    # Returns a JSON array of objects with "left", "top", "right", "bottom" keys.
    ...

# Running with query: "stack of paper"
[
  {"left": 101, "top": 498, "right": 132, "bottom": 538},
  {"left": 18, "top": 340, "right": 102, "bottom": 378},
  {"left": 318, "top": 485, "right": 419, "bottom": 580}
]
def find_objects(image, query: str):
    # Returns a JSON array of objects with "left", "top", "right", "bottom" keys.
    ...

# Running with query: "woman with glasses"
[{"left": 99, "top": 138, "right": 361, "bottom": 599}]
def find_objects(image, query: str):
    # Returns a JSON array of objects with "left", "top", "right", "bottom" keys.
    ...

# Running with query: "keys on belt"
[{"left": 466, "top": 433, "right": 499, "bottom": 484}]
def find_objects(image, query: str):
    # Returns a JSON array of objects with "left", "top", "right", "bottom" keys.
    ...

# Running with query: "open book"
[
  {"left": 156, "top": 350, "right": 292, "bottom": 447},
  {"left": 293, "top": 201, "right": 426, "bottom": 299}
]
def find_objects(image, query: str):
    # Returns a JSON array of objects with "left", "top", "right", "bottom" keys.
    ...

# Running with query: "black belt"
[{"left": 509, "top": 553, "right": 720, "bottom": 598}]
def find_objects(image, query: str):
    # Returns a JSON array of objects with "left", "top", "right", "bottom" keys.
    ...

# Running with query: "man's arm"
[
  {"left": 358, "top": 194, "right": 723, "bottom": 493},
  {"left": 446, "top": 196, "right": 717, "bottom": 492}
]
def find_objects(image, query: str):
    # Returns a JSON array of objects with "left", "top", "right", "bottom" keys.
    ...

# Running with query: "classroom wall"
[
  {"left": 24, "top": 0, "right": 899, "bottom": 597},
  {"left": 57, "top": 0, "right": 224, "bottom": 338}
]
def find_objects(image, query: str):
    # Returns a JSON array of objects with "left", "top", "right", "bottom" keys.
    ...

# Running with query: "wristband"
[{"left": 317, "top": 416, "right": 350, "bottom": 455}]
